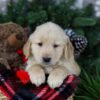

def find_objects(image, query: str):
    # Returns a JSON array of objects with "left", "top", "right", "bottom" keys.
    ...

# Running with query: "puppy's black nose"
[{"left": 43, "top": 57, "right": 51, "bottom": 63}]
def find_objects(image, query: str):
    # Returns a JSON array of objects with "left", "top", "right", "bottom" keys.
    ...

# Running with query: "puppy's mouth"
[
  {"left": 42, "top": 62, "right": 53, "bottom": 66},
  {"left": 41, "top": 61, "right": 57, "bottom": 67},
  {"left": 38, "top": 60, "right": 54, "bottom": 67}
]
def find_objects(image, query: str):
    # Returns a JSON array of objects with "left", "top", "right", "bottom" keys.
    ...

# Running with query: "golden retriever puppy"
[{"left": 23, "top": 22, "right": 80, "bottom": 89}]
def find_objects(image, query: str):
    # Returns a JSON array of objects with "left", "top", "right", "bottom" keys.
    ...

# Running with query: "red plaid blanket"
[{"left": 0, "top": 50, "right": 80, "bottom": 100}]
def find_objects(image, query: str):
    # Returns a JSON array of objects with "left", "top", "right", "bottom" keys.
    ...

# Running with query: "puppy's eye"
[
  {"left": 38, "top": 42, "right": 43, "bottom": 46},
  {"left": 53, "top": 44, "right": 59, "bottom": 48}
]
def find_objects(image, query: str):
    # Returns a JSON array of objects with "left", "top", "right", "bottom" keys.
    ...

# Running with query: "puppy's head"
[{"left": 23, "top": 22, "right": 74, "bottom": 66}]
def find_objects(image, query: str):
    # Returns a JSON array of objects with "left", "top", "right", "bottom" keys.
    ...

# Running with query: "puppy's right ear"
[{"left": 23, "top": 39, "right": 31, "bottom": 58}]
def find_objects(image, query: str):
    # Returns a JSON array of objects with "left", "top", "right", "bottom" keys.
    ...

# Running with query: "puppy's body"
[{"left": 23, "top": 22, "right": 80, "bottom": 89}]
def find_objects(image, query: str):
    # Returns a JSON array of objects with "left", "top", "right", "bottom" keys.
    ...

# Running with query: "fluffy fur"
[{"left": 23, "top": 22, "right": 80, "bottom": 89}]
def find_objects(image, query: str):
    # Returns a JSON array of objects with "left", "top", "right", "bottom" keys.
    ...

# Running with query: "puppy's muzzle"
[{"left": 43, "top": 57, "right": 51, "bottom": 63}]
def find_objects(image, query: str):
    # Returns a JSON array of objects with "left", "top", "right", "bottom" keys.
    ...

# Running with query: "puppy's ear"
[
  {"left": 23, "top": 39, "right": 31, "bottom": 58},
  {"left": 63, "top": 38, "right": 81, "bottom": 76},
  {"left": 64, "top": 38, "right": 74, "bottom": 60}
]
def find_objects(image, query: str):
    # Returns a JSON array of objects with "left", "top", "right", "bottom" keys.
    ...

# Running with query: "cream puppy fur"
[{"left": 23, "top": 22, "right": 80, "bottom": 89}]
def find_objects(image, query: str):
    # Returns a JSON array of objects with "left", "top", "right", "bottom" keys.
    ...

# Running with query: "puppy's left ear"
[
  {"left": 64, "top": 38, "right": 74, "bottom": 60},
  {"left": 23, "top": 39, "right": 31, "bottom": 58},
  {"left": 63, "top": 38, "right": 81, "bottom": 75}
]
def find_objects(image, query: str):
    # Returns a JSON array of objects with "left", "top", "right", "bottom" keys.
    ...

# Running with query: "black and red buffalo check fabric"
[{"left": 0, "top": 50, "right": 80, "bottom": 100}]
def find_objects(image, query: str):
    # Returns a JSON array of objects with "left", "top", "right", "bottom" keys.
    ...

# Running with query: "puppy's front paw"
[
  {"left": 27, "top": 67, "right": 45, "bottom": 86},
  {"left": 47, "top": 73, "right": 64, "bottom": 88}
]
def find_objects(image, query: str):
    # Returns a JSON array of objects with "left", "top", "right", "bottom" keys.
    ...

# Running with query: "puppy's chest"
[{"left": 43, "top": 66, "right": 53, "bottom": 74}]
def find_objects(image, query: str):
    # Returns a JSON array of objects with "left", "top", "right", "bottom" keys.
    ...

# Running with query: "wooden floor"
[{"left": 0, "top": 91, "right": 7, "bottom": 100}]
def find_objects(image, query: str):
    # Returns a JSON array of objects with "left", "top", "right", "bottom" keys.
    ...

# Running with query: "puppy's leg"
[
  {"left": 27, "top": 65, "right": 45, "bottom": 86},
  {"left": 48, "top": 66, "right": 68, "bottom": 88}
]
